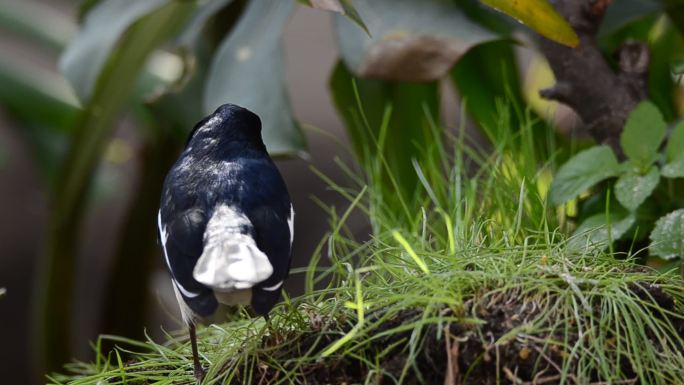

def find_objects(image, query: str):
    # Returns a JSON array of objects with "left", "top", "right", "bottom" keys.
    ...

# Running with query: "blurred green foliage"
[{"left": 0, "top": 0, "right": 682, "bottom": 376}]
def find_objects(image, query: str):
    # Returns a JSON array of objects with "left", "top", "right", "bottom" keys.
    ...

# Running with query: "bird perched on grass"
[{"left": 157, "top": 104, "right": 294, "bottom": 384}]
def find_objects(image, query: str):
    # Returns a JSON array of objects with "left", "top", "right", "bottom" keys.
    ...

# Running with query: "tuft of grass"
[{"left": 50, "top": 103, "right": 684, "bottom": 384}]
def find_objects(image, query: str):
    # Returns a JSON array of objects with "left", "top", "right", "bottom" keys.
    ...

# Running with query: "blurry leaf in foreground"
[
  {"left": 480, "top": 0, "right": 579, "bottom": 47},
  {"left": 0, "top": 287, "right": 5, "bottom": 298},
  {"left": 204, "top": 0, "right": 306, "bottom": 156},
  {"left": 334, "top": 0, "right": 498, "bottom": 82},
  {"left": 522, "top": 53, "right": 560, "bottom": 123},
  {"left": 549, "top": 146, "right": 621, "bottom": 206},
  {"left": 38, "top": 0, "right": 194, "bottom": 373},
  {"left": 329, "top": 60, "right": 439, "bottom": 213},
  {"left": 569, "top": 213, "right": 636, "bottom": 252},
  {"left": 299, "top": 0, "right": 369, "bottom": 35},
  {"left": 650, "top": 209, "right": 684, "bottom": 260},
  {"left": 0, "top": 0, "right": 76, "bottom": 50},
  {"left": 451, "top": 40, "right": 525, "bottom": 138},
  {"left": 145, "top": 0, "right": 238, "bottom": 140},
  {"left": 176, "top": 0, "right": 236, "bottom": 47},
  {"left": 59, "top": 0, "right": 170, "bottom": 102},
  {"left": 0, "top": 54, "right": 79, "bottom": 130},
  {"left": 598, "top": 0, "right": 661, "bottom": 36}
]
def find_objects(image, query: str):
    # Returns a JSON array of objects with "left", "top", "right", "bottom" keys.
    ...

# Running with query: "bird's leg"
[{"left": 188, "top": 323, "right": 205, "bottom": 385}]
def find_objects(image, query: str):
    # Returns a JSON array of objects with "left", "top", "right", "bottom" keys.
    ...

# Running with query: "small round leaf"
[
  {"left": 649, "top": 209, "right": 684, "bottom": 260},
  {"left": 615, "top": 166, "right": 660, "bottom": 211}
]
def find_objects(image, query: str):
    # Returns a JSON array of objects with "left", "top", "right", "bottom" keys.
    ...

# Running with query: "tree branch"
[{"left": 538, "top": 0, "right": 649, "bottom": 156}]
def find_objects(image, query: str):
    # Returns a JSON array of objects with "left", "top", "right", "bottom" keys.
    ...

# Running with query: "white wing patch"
[
  {"left": 158, "top": 211, "right": 200, "bottom": 298},
  {"left": 288, "top": 204, "right": 295, "bottom": 249},
  {"left": 261, "top": 280, "right": 284, "bottom": 292},
  {"left": 193, "top": 205, "right": 273, "bottom": 291}
]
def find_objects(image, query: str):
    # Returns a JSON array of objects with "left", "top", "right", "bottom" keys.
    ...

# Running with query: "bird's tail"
[{"left": 193, "top": 205, "right": 272, "bottom": 291}]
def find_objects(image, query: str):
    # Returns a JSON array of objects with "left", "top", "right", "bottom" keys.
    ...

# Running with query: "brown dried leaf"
[{"left": 360, "top": 34, "right": 469, "bottom": 82}]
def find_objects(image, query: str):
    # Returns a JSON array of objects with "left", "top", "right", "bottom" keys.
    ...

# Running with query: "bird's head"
[{"left": 186, "top": 104, "right": 265, "bottom": 150}]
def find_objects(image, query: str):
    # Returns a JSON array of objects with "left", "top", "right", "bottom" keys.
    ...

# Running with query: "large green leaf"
[
  {"left": 0, "top": 0, "right": 75, "bottom": 51},
  {"left": 334, "top": 0, "right": 498, "bottom": 82},
  {"left": 450, "top": 40, "right": 525, "bottom": 139},
  {"left": 298, "top": 0, "right": 369, "bottom": 35},
  {"left": 148, "top": 0, "right": 238, "bottom": 139},
  {"left": 620, "top": 101, "right": 667, "bottom": 168},
  {"left": 599, "top": 0, "right": 661, "bottom": 36},
  {"left": 615, "top": 166, "right": 660, "bottom": 211},
  {"left": 329, "top": 60, "right": 439, "bottom": 216},
  {"left": 204, "top": 0, "right": 305, "bottom": 156},
  {"left": 649, "top": 208, "right": 684, "bottom": 260},
  {"left": 176, "top": 0, "right": 236, "bottom": 48},
  {"left": 38, "top": 0, "right": 194, "bottom": 372},
  {"left": 0, "top": 1, "right": 79, "bottom": 134},
  {"left": 568, "top": 212, "right": 636, "bottom": 252},
  {"left": 480, "top": 0, "right": 579, "bottom": 47},
  {"left": 0, "top": 53, "right": 79, "bottom": 131},
  {"left": 59, "top": 0, "right": 169, "bottom": 102},
  {"left": 549, "top": 146, "right": 621, "bottom": 206}
]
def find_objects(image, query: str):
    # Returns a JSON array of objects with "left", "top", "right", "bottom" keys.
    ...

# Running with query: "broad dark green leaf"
[
  {"left": 39, "top": 1, "right": 194, "bottom": 371},
  {"left": 615, "top": 166, "right": 660, "bottom": 210},
  {"left": 298, "top": 0, "right": 369, "bottom": 35},
  {"left": 59, "top": 0, "right": 169, "bottom": 102},
  {"left": 663, "top": 0, "right": 684, "bottom": 36},
  {"left": 568, "top": 213, "right": 636, "bottom": 252},
  {"left": 450, "top": 40, "right": 525, "bottom": 139},
  {"left": 549, "top": 146, "right": 621, "bottom": 206},
  {"left": 0, "top": 0, "right": 75, "bottom": 51},
  {"left": 0, "top": 54, "right": 79, "bottom": 131},
  {"left": 662, "top": 121, "right": 684, "bottom": 178},
  {"left": 334, "top": 0, "right": 498, "bottom": 82},
  {"left": 620, "top": 101, "right": 667, "bottom": 168},
  {"left": 204, "top": 0, "right": 305, "bottom": 156},
  {"left": 649, "top": 208, "right": 684, "bottom": 260},
  {"left": 480, "top": 0, "right": 579, "bottom": 47},
  {"left": 329, "top": 60, "right": 439, "bottom": 212},
  {"left": 599, "top": 0, "right": 661, "bottom": 36},
  {"left": 147, "top": 0, "right": 237, "bottom": 140},
  {"left": 176, "top": 0, "right": 236, "bottom": 47}
]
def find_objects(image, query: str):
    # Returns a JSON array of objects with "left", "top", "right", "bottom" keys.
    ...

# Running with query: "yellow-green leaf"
[{"left": 480, "top": 0, "right": 579, "bottom": 47}]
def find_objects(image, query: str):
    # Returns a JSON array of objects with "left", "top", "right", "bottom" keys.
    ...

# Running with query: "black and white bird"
[{"left": 157, "top": 104, "right": 294, "bottom": 383}]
